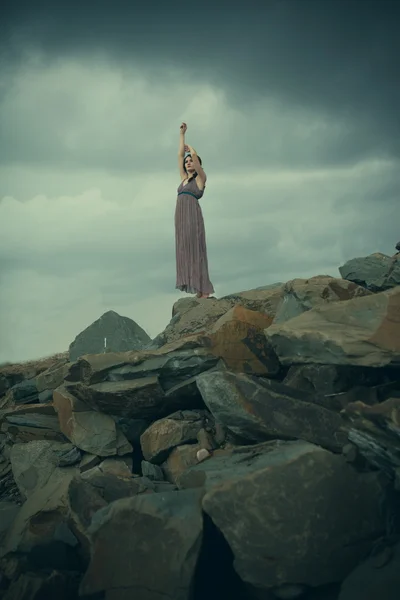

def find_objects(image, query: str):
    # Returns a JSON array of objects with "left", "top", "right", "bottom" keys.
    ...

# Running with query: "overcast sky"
[{"left": 0, "top": 0, "right": 399, "bottom": 363}]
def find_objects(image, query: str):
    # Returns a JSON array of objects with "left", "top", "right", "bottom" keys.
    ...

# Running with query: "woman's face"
[{"left": 185, "top": 155, "right": 195, "bottom": 173}]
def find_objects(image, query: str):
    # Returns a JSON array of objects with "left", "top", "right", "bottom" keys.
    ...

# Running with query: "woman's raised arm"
[{"left": 178, "top": 122, "right": 187, "bottom": 180}]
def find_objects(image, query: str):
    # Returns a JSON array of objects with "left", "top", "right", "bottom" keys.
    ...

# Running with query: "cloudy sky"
[{"left": 0, "top": 0, "right": 399, "bottom": 363}]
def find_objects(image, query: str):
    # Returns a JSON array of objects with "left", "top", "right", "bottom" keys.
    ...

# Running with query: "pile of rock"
[{"left": 0, "top": 253, "right": 399, "bottom": 600}]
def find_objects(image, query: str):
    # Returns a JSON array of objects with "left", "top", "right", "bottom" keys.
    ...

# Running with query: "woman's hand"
[
  {"left": 180, "top": 122, "right": 187, "bottom": 134},
  {"left": 185, "top": 144, "right": 196, "bottom": 154}
]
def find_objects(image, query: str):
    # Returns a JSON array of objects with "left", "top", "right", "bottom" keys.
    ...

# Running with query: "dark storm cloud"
[{"left": 2, "top": 0, "right": 400, "bottom": 161}]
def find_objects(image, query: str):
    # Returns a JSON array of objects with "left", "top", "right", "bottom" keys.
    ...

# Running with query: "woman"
[{"left": 175, "top": 122, "right": 215, "bottom": 298}]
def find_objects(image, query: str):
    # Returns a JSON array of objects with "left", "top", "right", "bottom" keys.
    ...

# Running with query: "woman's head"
[{"left": 184, "top": 153, "right": 202, "bottom": 176}]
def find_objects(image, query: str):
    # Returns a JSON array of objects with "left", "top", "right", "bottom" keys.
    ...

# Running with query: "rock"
[
  {"left": 203, "top": 305, "right": 280, "bottom": 376},
  {"left": 6, "top": 380, "right": 38, "bottom": 406},
  {"left": 10, "top": 440, "right": 80, "bottom": 499},
  {"left": 1, "top": 570, "right": 80, "bottom": 600},
  {"left": 140, "top": 410, "right": 208, "bottom": 464},
  {"left": 162, "top": 444, "right": 201, "bottom": 484},
  {"left": 339, "top": 253, "right": 400, "bottom": 291},
  {"left": 179, "top": 440, "right": 387, "bottom": 594},
  {"left": 196, "top": 370, "right": 344, "bottom": 452},
  {"left": 0, "top": 502, "right": 19, "bottom": 546},
  {"left": 265, "top": 286, "right": 400, "bottom": 367},
  {"left": 283, "top": 364, "right": 385, "bottom": 396},
  {"left": 53, "top": 386, "right": 132, "bottom": 457},
  {"left": 69, "top": 310, "right": 151, "bottom": 362},
  {"left": 80, "top": 489, "right": 204, "bottom": 600},
  {"left": 141, "top": 461, "right": 164, "bottom": 481},
  {"left": 273, "top": 276, "right": 371, "bottom": 325},
  {"left": 341, "top": 397, "right": 400, "bottom": 477},
  {"left": 38, "top": 389, "right": 54, "bottom": 404},
  {"left": 396, "top": 241, "right": 400, "bottom": 252},
  {"left": 70, "top": 367, "right": 210, "bottom": 421},
  {"left": 221, "top": 284, "right": 284, "bottom": 316},
  {"left": 111, "top": 417, "right": 149, "bottom": 445},
  {"left": 338, "top": 542, "right": 400, "bottom": 600},
  {"left": 35, "top": 361, "right": 70, "bottom": 394},
  {"left": 153, "top": 297, "right": 234, "bottom": 347},
  {"left": 0, "top": 467, "right": 80, "bottom": 571},
  {"left": 0, "top": 404, "right": 65, "bottom": 443}
]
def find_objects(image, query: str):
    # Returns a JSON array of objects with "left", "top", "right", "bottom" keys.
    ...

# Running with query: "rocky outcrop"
[
  {"left": 1, "top": 255, "right": 400, "bottom": 600},
  {"left": 339, "top": 252, "right": 400, "bottom": 292},
  {"left": 69, "top": 310, "right": 151, "bottom": 362},
  {"left": 265, "top": 286, "right": 400, "bottom": 367}
]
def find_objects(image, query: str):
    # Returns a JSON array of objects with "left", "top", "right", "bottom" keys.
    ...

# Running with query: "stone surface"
[
  {"left": 53, "top": 386, "right": 132, "bottom": 457},
  {"left": 10, "top": 440, "right": 78, "bottom": 499},
  {"left": 69, "top": 310, "right": 151, "bottom": 362},
  {"left": 179, "top": 440, "right": 387, "bottom": 593},
  {"left": 35, "top": 361, "right": 70, "bottom": 393},
  {"left": 203, "top": 305, "right": 280, "bottom": 376},
  {"left": 0, "top": 467, "right": 80, "bottom": 570},
  {"left": 339, "top": 252, "right": 400, "bottom": 291},
  {"left": 283, "top": 364, "right": 384, "bottom": 396},
  {"left": 273, "top": 276, "right": 371, "bottom": 325},
  {"left": 162, "top": 444, "right": 202, "bottom": 484},
  {"left": 141, "top": 460, "right": 164, "bottom": 481},
  {"left": 6, "top": 380, "right": 39, "bottom": 406},
  {"left": 80, "top": 489, "right": 204, "bottom": 600},
  {"left": 0, "top": 502, "right": 19, "bottom": 546},
  {"left": 221, "top": 285, "right": 284, "bottom": 317},
  {"left": 339, "top": 542, "right": 400, "bottom": 600},
  {"left": 140, "top": 410, "right": 207, "bottom": 463},
  {"left": 196, "top": 370, "right": 344, "bottom": 451},
  {"left": 341, "top": 397, "right": 400, "bottom": 477},
  {"left": 0, "top": 404, "right": 65, "bottom": 443},
  {"left": 265, "top": 286, "right": 400, "bottom": 367},
  {"left": 153, "top": 297, "right": 234, "bottom": 347},
  {"left": 1, "top": 570, "right": 80, "bottom": 600}
]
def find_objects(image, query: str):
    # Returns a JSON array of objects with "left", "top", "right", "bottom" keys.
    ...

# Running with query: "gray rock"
[
  {"left": 178, "top": 440, "right": 387, "bottom": 594},
  {"left": 339, "top": 253, "right": 400, "bottom": 291},
  {"left": 80, "top": 489, "right": 204, "bottom": 600},
  {"left": 0, "top": 501, "right": 19, "bottom": 545},
  {"left": 196, "top": 370, "right": 344, "bottom": 452},
  {"left": 38, "top": 389, "right": 54, "bottom": 403},
  {"left": 339, "top": 542, "right": 400, "bottom": 600},
  {"left": 141, "top": 460, "right": 164, "bottom": 481},
  {"left": 8, "top": 379, "right": 38, "bottom": 405},
  {"left": 69, "top": 310, "right": 151, "bottom": 362}
]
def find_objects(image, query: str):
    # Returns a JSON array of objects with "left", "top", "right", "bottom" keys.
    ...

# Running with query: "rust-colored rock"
[
  {"left": 203, "top": 305, "right": 279, "bottom": 375},
  {"left": 53, "top": 386, "right": 132, "bottom": 457},
  {"left": 162, "top": 444, "right": 201, "bottom": 484}
]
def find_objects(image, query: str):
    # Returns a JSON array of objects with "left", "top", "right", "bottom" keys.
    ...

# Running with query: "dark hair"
[{"left": 184, "top": 154, "right": 202, "bottom": 181}]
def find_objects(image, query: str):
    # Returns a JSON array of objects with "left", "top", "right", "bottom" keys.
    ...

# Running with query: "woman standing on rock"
[{"left": 175, "top": 122, "right": 215, "bottom": 298}]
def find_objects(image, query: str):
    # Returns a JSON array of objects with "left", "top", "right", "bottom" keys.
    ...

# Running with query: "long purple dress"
[{"left": 175, "top": 177, "right": 214, "bottom": 295}]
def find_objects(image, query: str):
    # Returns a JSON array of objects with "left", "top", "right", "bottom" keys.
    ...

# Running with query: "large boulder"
[
  {"left": 68, "top": 310, "right": 151, "bottom": 362},
  {"left": 339, "top": 253, "right": 400, "bottom": 291},
  {"left": 0, "top": 404, "right": 66, "bottom": 443},
  {"left": 178, "top": 440, "right": 387, "bottom": 596},
  {"left": 80, "top": 489, "right": 204, "bottom": 600},
  {"left": 273, "top": 276, "right": 371, "bottom": 324},
  {"left": 221, "top": 284, "right": 284, "bottom": 316},
  {"left": 196, "top": 370, "right": 344, "bottom": 452},
  {"left": 265, "top": 286, "right": 400, "bottom": 367}
]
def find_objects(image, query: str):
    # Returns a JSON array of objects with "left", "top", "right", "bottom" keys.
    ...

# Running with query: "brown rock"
[
  {"left": 202, "top": 305, "right": 279, "bottom": 376},
  {"left": 265, "top": 286, "right": 400, "bottom": 367},
  {"left": 196, "top": 370, "right": 344, "bottom": 452},
  {"left": 140, "top": 410, "right": 207, "bottom": 464},
  {"left": 80, "top": 489, "right": 204, "bottom": 600},
  {"left": 53, "top": 386, "right": 132, "bottom": 457},
  {"left": 162, "top": 444, "right": 201, "bottom": 484}
]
